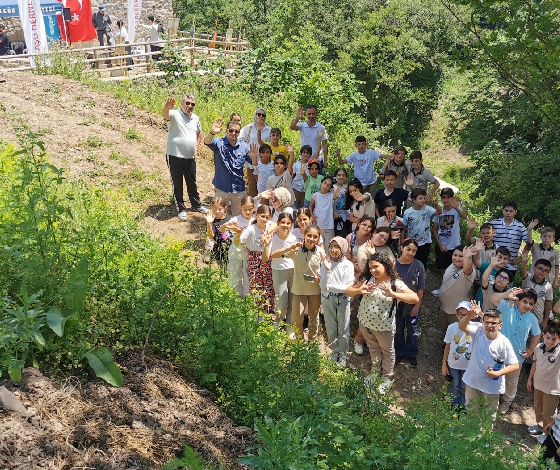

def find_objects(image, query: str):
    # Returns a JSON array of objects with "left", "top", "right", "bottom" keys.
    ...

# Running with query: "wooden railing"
[{"left": 0, "top": 32, "right": 251, "bottom": 75}]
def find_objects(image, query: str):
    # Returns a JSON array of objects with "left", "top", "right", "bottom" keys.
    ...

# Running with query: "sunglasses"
[
  {"left": 256, "top": 113, "right": 266, "bottom": 117},
  {"left": 228, "top": 129, "right": 240, "bottom": 134},
  {"left": 183, "top": 101, "right": 195, "bottom": 107}
]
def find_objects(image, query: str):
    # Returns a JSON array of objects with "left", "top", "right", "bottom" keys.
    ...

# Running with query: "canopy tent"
[{"left": 0, "top": 0, "right": 61, "bottom": 17}]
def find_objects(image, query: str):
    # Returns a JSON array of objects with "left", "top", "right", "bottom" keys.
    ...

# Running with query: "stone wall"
[{"left": 1, "top": 0, "right": 173, "bottom": 45}]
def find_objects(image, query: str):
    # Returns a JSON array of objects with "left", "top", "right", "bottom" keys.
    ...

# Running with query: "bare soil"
[{"left": 0, "top": 71, "right": 542, "bottom": 468}]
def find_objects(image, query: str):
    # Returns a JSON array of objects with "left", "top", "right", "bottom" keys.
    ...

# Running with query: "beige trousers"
[
  {"left": 292, "top": 294, "right": 321, "bottom": 342},
  {"left": 359, "top": 324, "right": 395, "bottom": 379},
  {"left": 465, "top": 385, "right": 499, "bottom": 420},
  {"left": 534, "top": 388, "right": 559, "bottom": 428}
]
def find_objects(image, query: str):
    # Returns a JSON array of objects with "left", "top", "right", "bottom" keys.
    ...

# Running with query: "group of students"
[{"left": 199, "top": 111, "right": 560, "bottom": 462}]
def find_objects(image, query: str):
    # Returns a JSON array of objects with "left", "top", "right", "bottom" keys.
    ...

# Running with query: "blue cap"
[{"left": 99, "top": 5, "right": 105, "bottom": 10}]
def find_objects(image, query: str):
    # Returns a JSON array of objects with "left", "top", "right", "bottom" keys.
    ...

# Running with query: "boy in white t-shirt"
[
  {"left": 459, "top": 301, "right": 519, "bottom": 420},
  {"left": 442, "top": 301, "right": 475, "bottom": 408},
  {"left": 251, "top": 144, "right": 275, "bottom": 195}
]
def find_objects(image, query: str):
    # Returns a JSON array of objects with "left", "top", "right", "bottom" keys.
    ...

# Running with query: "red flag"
[{"left": 56, "top": 0, "right": 97, "bottom": 43}]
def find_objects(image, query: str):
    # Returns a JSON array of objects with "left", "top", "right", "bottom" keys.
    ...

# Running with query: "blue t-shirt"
[
  {"left": 206, "top": 137, "right": 252, "bottom": 193},
  {"left": 497, "top": 299, "right": 541, "bottom": 364},
  {"left": 346, "top": 149, "right": 380, "bottom": 186},
  {"left": 403, "top": 205, "right": 437, "bottom": 246}
]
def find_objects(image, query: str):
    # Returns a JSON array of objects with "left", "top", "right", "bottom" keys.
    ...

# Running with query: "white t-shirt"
[
  {"left": 240, "top": 223, "right": 271, "bottom": 252},
  {"left": 444, "top": 322, "right": 473, "bottom": 371},
  {"left": 239, "top": 124, "right": 271, "bottom": 145},
  {"left": 165, "top": 110, "right": 201, "bottom": 159},
  {"left": 256, "top": 161, "right": 275, "bottom": 194},
  {"left": 270, "top": 234, "right": 296, "bottom": 271},
  {"left": 296, "top": 121, "right": 328, "bottom": 158},
  {"left": 462, "top": 324, "right": 518, "bottom": 395},
  {"left": 346, "top": 149, "right": 380, "bottom": 186},
  {"left": 433, "top": 207, "right": 462, "bottom": 250},
  {"left": 312, "top": 192, "right": 335, "bottom": 230},
  {"left": 292, "top": 161, "right": 306, "bottom": 192},
  {"left": 403, "top": 205, "right": 437, "bottom": 246}
]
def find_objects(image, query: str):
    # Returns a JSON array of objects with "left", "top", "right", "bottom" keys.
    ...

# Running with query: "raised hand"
[
  {"left": 211, "top": 118, "right": 223, "bottom": 134},
  {"left": 205, "top": 211, "right": 215, "bottom": 224},
  {"left": 405, "top": 174, "right": 414, "bottom": 188},
  {"left": 248, "top": 143, "right": 259, "bottom": 160},
  {"left": 286, "top": 143, "right": 294, "bottom": 154},
  {"left": 296, "top": 106, "right": 303, "bottom": 120},
  {"left": 467, "top": 217, "right": 477, "bottom": 230},
  {"left": 528, "top": 219, "right": 539, "bottom": 230},
  {"left": 335, "top": 148, "right": 341, "bottom": 156},
  {"left": 521, "top": 251, "right": 529, "bottom": 263},
  {"left": 317, "top": 129, "right": 325, "bottom": 140},
  {"left": 468, "top": 300, "right": 482, "bottom": 318},
  {"left": 164, "top": 97, "right": 175, "bottom": 110}
]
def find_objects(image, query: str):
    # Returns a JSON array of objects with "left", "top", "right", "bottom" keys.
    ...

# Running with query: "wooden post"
[{"left": 190, "top": 47, "right": 194, "bottom": 67}]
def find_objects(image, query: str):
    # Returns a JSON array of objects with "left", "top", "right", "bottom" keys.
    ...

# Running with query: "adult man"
[
  {"left": 142, "top": 15, "right": 163, "bottom": 58},
  {"left": 162, "top": 94, "right": 207, "bottom": 221},
  {"left": 0, "top": 24, "right": 9, "bottom": 56},
  {"left": 290, "top": 105, "right": 328, "bottom": 168},
  {"left": 490, "top": 201, "right": 536, "bottom": 275},
  {"left": 204, "top": 118, "right": 257, "bottom": 216},
  {"left": 91, "top": 5, "right": 112, "bottom": 46}
]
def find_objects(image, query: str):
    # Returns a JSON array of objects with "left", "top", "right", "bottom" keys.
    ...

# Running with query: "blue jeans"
[
  {"left": 395, "top": 315, "right": 418, "bottom": 358},
  {"left": 449, "top": 367, "right": 466, "bottom": 406}
]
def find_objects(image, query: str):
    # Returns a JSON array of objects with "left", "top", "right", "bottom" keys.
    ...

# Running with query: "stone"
[{"left": 0, "top": 386, "right": 26, "bottom": 412}]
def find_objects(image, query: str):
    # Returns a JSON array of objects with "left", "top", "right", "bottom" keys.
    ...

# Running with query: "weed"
[
  {"left": 109, "top": 151, "right": 130, "bottom": 164},
  {"left": 85, "top": 136, "right": 103, "bottom": 148},
  {"left": 123, "top": 128, "right": 141, "bottom": 140}
]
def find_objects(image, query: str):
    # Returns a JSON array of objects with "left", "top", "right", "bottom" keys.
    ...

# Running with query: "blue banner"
[
  {"left": 0, "top": 0, "right": 62, "bottom": 17},
  {"left": 44, "top": 13, "right": 60, "bottom": 41}
]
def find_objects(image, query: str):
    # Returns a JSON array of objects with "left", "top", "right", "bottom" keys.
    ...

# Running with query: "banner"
[
  {"left": 44, "top": 14, "right": 60, "bottom": 42},
  {"left": 127, "top": 0, "right": 141, "bottom": 43},
  {"left": 17, "top": 0, "right": 48, "bottom": 64},
  {"left": 55, "top": 0, "right": 96, "bottom": 43}
]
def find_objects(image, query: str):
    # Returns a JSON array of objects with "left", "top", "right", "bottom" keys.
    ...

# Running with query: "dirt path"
[{"left": 0, "top": 71, "right": 542, "bottom": 466}]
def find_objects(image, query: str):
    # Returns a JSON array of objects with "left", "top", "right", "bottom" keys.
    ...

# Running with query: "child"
[
  {"left": 520, "top": 254, "right": 553, "bottom": 328},
  {"left": 271, "top": 224, "right": 326, "bottom": 341},
  {"left": 531, "top": 227, "right": 559, "bottom": 289},
  {"left": 333, "top": 168, "right": 351, "bottom": 237},
  {"left": 309, "top": 175, "right": 335, "bottom": 248},
  {"left": 402, "top": 187, "right": 442, "bottom": 269},
  {"left": 345, "top": 179, "right": 376, "bottom": 231},
  {"left": 319, "top": 236, "right": 355, "bottom": 368},
  {"left": 263, "top": 212, "right": 296, "bottom": 326},
  {"left": 239, "top": 205, "right": 275, "bottom": 314},
  {"left": 260, "top": 187, "right": 294, "bottom": 223},
  {"left": 301, "top": 160, "right": 323, "bottom": 208},
  {"left": 527, "top": 323, "right": 560, "bottom": 437},
  {"left": 404, "top": 150, "right": 440, "bottom": 199},
  {"left": 491, "top": 287, "right": 541, "bottom": 414},
  {"left": 438, "top": 245, "right": 476, "bottom": 332},
  {"left": 266, "top": 155, "right": 295, "bottom": 199},
  {"left": 460, "top": 302, "right": 519, "bottom": 420},
  {"left": 335, "top": 136, "right": 392, "bottom": 195},
  {"left": 292, "top": 208, "right": 324, "bottom": 246},
  {"left": 205, "top": 197, "right": 232, "bottom": 269},
  {"left": 291, "top": 145, "right": 312, "bottom": 209},
  {"left": 252, "top": 144, "right": 275, "bottom": 195},
  {"left": 432, "top": 188, "right": 467, "bottom": 272},
  {"left": 442, "top": 301, "right": 475, "bottom": 408},
  {"left": 379, "top": 146, "right": 408, "bottom": 188},
  {"left": 373, "top": 170, "right": 410, "bottom": 217},
  {"left": 377, "top": 199, "right": 405, "bottom": 257},
  {"left": 258, "top": 127, "right": 290, "bottom": 159},
  {"left": 346, "top": 252, "right": 419, "bottom": 393},
  {"left": 466, "top": 220, "right": 498, "bottom": 264},
  {"left": 480, "top": 261, "right": 513, "bottom": 312},
  {"left": 472, "top": 246, "right": 511, "bottom": 303},
  {"left": 224, "top": 196, "right": 254, "bottom": 296}
]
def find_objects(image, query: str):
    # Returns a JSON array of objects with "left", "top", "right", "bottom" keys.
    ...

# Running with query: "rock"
[{"left": 0, "top": 386, "right": 26, "bottom": 412}]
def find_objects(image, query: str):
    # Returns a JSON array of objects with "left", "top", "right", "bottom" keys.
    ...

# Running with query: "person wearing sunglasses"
[
  {"left": 163, "top": 94, "right": 208, "bottom": 221},
  {"left": 204, "top": 118, "right": 258, "bottom": 216},
  {"left": 239, "top": 108, "right": 271, "bottom": 197}
]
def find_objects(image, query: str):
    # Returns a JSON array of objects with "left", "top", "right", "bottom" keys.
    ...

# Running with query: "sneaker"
[
  {"left": 288, "top": 332, "right": 297, "bottom": 340},
  {"left": 408, "top": 357, "right": 418, "bottom": 368},
  {"left": 337, "top": 355, "right": 347, "bottom": 369},
  {"left": 536, "top": 434, "right": 547, "bottom": 445},
  {"left": 395, "top": 355, "right": 405, "bottom": 364},
  {"left": 378, "top": 378, "right": 394, "bottom": 395},
  {"left": 364, "top": 374, "right": 374, "bottom": 387},
  {"left": 354, "top": 342, "right": 364, "bottom": 355},
  {"left": 192, "top": 205, "right": 209, "bottom": 214},
  {"left": 431, "top": 289, "right": 440, "bottom": 296},
  {"left": 527, "top": 425, "right": 543, "bottom": 435},
  {"left": 550, "top": 312, "right": 555, "bottom": 320},
  {"left": 177, "top": 211, "right": 188, "bottom": 221},
  {"left": 498, "top": 400, "right": 512, "bottom": 414}
]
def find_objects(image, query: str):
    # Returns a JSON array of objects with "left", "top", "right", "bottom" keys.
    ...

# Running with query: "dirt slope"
[{"left": 0, "top": 71, "right": 543, "bottom": 467}]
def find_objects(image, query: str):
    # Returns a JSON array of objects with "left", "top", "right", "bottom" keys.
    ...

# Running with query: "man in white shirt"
[{"left": 290, "top": 105, "right": 328, "bottom": 169}]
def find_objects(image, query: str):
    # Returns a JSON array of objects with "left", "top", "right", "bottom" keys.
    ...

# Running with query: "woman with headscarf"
[
  {"left": 319, "top": 236, "right": 355, "bottom": 368},
  {"left": 240, "top": 108, "right": 271, "bottom": 197}
]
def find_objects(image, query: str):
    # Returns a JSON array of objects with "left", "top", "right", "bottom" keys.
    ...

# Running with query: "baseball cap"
[
  {"left": 440, "top": 187, "right": 454, "bottom": 197},
  {"left": 99, "top": 5, "right": 105, "bottom": 10},
  {"left": 456, "top": 301, "right": 472, "bottom": 312}
]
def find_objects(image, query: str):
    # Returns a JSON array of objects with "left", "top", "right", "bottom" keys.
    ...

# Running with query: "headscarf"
[
  {"left": 253, "top": 107, "right": 268, "bottom": 126},
  {"left": 272, "top": 187, "right": 292, "bottom": 210},
  {"left": 329, "top": 236, "right": 348, "bottom": 262}
]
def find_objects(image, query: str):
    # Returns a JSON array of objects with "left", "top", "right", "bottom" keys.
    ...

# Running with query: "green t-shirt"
[{"left": 304, "top": 174, "right": 324, "bottom": 202}]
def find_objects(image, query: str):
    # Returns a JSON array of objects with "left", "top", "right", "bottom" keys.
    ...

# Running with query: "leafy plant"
[{"left": 162, "top": 444, "right": 224, "bottom": 470}]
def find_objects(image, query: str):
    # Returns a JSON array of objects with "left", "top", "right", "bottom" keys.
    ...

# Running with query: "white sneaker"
[
  {"left": 354, "top": 342, "right": 364, "bottom": 355},
  {"left": 527, "top": 425, "right": 543, "bottom": 435},
  {"left": 498, "top": 400, "right": 512, "bottom": 414},
  {"left": 364, "top": 374, "right": 374, "bottom": 387},
  {"left": 536, "top": 434, "right": 547, "bottom": 445},
  {"left": 431, "top": 289, "right": 440, "bottom": 296},
  {"left": 378, "top": 378, "right": 394, "bottom": 395},
  {"left": 337, "top": 355, "right": 347, "bottom": 369},
  {"left": 178, "top": 211, "right": 188, "bottom": 221},
  {"left": 550, "top": 312, "right": 555, "bottom": 320}
]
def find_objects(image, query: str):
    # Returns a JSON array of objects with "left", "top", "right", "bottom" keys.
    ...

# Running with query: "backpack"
[
  {"left": 388, "top": 278, "right": 398, "bottom": 318},
  {"left": 157, "top": 22, "right": 164, "bottom": 35}
]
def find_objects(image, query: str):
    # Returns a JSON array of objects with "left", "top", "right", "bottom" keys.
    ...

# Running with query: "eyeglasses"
[
  {"left": 483, "top": 321, "right": 501, "bottom": 326},
  {"left": 270, "top": 197, "right": 277, "bottom": 203},
  {"left": 496, "top": 274, "right": 509, "bottom": 281},
  {"left": 256, "top": 113, "right": 266, "bottom": 117},
  {"left": 228, "top": 129, "right": 240, "bottom": 134},
  {"left": 183, "top": 101, "right": 195, "bottom": 107}
]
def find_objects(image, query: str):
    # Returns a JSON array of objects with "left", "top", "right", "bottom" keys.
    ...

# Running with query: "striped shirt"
[{"left": 490, "top": 218, "right": 527, "bottom": 271}]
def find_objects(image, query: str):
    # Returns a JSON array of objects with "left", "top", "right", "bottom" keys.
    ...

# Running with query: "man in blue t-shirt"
[{"left": 492, "top": 287, "right": 541, "bottom": 414}]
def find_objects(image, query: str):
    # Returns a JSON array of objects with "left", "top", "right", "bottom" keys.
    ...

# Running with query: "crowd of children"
[{"left": 198, "top": 108, "right": 560, "bottom": 463}]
